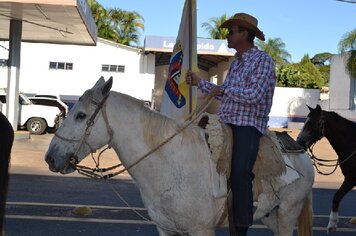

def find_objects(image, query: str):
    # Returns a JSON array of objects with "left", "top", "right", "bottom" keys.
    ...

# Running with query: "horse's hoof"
[{"left": 327, "top": 227, "right": 337, "bottom": 234}]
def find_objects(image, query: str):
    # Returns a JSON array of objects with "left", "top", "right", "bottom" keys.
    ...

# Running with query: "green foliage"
[
  {"left": 318, "top": 65, "right": 331, "bottom": 85},
  {"left": 338, "top": 29, "right": 356, "bottom": 78},
  {"left": 311, "top": 52, "right": 334, "bottom": 66},
  {"left": 311, "top": 52, "right": 333, "bottom": 86},
  {"left": 201, "top": 14, "right": 230, "bottom": 39},
  {"left": 256, "top": 38, "right": 291, "bottom": 67},
  {"left": 87, "top": 0, "right": 144, "bottom": 47},
  {"left": 276, "top": 55, "right": 324, "bottom": 88}
]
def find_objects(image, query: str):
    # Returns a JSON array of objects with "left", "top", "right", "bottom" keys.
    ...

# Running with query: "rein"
[
  {"left": 97, "top": 94, "right": 215, "bottom": 179},
  {"left": 54, "top": 93, "right": 215, "bottom": 180},
  {"left": 307, "top": 112, "right": 356, "bottom": 175},
  {"left": 54, "top": 94, "right": 116, "bottom": 177},
  {"left": 54, "top": 93, "right": 221, "bottom": 234}
]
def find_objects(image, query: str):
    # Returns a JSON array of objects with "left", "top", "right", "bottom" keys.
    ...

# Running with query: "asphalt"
[{"left": 5, "top": 131, "right": 356, "bottom": 236}]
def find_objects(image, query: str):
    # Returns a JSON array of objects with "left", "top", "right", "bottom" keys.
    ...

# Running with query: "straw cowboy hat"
[{"left": 221, "top": 13, "right": 265, "bottom": 41}]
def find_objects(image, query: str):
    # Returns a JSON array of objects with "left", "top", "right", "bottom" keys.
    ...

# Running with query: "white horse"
[{"left": 45, "top": 77, "right": 315, "bottom": 236}]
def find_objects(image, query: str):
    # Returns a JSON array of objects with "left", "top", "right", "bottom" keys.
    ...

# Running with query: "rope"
[{"left": 109, "top": 94, "right": 216, "bottom": 177}]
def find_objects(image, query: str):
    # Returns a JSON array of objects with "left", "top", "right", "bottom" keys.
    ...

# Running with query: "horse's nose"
[{"left": 45, "top": 154, "right": 58, "bottom": 172}]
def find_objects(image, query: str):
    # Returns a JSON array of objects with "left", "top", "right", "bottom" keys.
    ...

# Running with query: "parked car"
[
  {"left": 28, "top": 95, "right": 68, "bottom": 119},
  {"left": 0, "top": 89, "right": 62, "bottom": 134}
]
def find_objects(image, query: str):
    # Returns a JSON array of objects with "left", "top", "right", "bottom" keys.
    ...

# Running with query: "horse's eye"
[{"left": 76, "top": 112, "right": 86, "bottom": 120}]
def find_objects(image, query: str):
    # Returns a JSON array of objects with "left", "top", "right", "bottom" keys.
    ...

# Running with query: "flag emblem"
[{"left": 164, "top": 42, "right": 186, "bottom": 108}]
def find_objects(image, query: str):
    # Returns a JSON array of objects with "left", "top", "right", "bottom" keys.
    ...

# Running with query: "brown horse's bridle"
[
  {"left": 54, "top": 94, "right": 119, "bottom": 178},
  {"left": 307, "top": 112, "right": 340, "bottom": 175},
  {"left": 307, "top": 111, "right": 356, "bottom": 175}
]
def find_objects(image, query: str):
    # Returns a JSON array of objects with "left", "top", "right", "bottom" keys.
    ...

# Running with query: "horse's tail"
[
  {"left": 0, "top": 113, "right": 14, "bottom": 235},
  {"left": 297, "top": 191, "right": 313, "bottom": 236}
]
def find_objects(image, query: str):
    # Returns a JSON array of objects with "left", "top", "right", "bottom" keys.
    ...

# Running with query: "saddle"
[
  {"left": 197, "top": 113, "right": 290, "bottom": 180},
  {"left": 197, "top": 113, "right": 304, "bottom": 205}
]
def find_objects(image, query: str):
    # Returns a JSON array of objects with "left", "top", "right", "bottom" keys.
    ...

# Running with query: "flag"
[{"left": 160, "top": 0, "right": 198, "bottom": 121}]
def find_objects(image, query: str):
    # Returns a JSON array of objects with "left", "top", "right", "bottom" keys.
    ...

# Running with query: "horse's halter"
[
  {"left": 307, "top": 111, "right": 341, "bottom": 175},
  {"left": 54, "top": 94, "right": 114, "bottom": 172}
]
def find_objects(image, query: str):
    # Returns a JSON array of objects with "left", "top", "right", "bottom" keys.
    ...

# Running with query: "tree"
[
  {"left": 256, "top": 38, "right": 291, "bottom": 66},
  {"left": 201, "top": 14, "right": 230, "bottom": 39},
  {"left": 87, "top": 0, "right": 144, "bottom": 47},
  {"left": 311, "top": 52, "right": 334, "bottom": 85},
  {"left": 311, "top": 52, "right": 333, "bottom": 66},
  {"left": 338, "top": 29, "right": 356, "bottom": 78},
  {"left": 109, "top": 8, "right": 144, "bottom": 46},
  {"left": 276, "top": 55, "right": 324, "bottom": 88}
]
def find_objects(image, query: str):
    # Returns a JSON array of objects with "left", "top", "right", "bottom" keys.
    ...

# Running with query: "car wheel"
[{"left": 26, "top": 118, "right": 47, "bottom": 135}]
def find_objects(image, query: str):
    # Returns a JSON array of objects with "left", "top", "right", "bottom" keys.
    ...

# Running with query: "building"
[
  {"left": 320, "top": 54, "right": 356, "bottom": 121},
  {"left": 0, "top": 38, "right": 155, "bottom": 108},
  {"left": 1, "top": 36, "right": 325, "bottom": 127}
]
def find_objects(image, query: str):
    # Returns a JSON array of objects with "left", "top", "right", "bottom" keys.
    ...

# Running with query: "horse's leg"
[
  {"left": 156, "top": 227, "right": 180, "bottom": 236},
  {"left": 156, "top": 227, "right": 214, "bottom": 236},
  {"left": 327, "top": 178, "right": 355, "bottom": 233},
  {"left": 188, "top": 229, "right": 214, "bottom": 236},
  {"left": 260, "top": 209, "right": 279, "bottom": 235},
  {"left": 271, "top": 194, "right": 310, "bottom": 236}
]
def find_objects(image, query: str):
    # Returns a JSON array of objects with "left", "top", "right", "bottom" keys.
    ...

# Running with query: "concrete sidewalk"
[{"left": 9, "top": 131, "right": 345, "bottom": 189}]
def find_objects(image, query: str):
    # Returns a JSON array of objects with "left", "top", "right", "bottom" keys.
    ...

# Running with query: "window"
[
  {"left": 102, "top": 64, "right": 125, "bottom": 73},
  {"left": 49, "top": 62, "right": 73, "bottom": 70},
  {"left": 0, "top": 95, "right": 5, "bottom": 103},
  {"left": 0, "top": 59, "right": 7, "bottom": 67}
]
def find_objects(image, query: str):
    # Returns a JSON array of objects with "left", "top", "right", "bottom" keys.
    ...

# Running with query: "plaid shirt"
[{"left": 199, "top": 47, "right": 276, "bottom": 134}]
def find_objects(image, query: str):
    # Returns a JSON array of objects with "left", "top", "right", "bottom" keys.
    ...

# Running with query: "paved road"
[
  {"left": 3, "top": 133, "right": 356, "bottom": 235},
  {"left": 5, "top": 174, "right": 356, "bottom": 236}
]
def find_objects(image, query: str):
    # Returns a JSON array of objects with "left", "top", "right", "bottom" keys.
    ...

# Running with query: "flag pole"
[{"left": 188, "top": 0, "right": 193, "bottom": 115}]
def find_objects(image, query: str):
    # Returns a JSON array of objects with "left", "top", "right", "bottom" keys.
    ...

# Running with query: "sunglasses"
[{"left": 228, "top": 28, "right": 245, "bottom": 36}]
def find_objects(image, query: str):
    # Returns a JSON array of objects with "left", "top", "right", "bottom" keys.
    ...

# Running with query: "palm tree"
[
  {"left": 256, "top": 38, "right": 291, "bottom": 66},
  {"left": 201, "top": 14, "right": 230, "bottom": 39},
  {"left": 109, "top": 8, "right": 144, "bottom": 46},
  {"left": 87, "top": 1, "right": 144, "bottom": 47},
  {"left": 338, "top": 29, "right": 356, "bottom": 78}
]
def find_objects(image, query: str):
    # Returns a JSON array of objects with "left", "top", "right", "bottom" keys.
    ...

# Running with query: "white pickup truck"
[{"left": 0, "top": 89, "right": 61, "bottom": 134}]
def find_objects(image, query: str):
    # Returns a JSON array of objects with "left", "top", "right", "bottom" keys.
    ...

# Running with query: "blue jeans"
[{"left": 228, "top": 125, "right": 262, "bottom": 229}]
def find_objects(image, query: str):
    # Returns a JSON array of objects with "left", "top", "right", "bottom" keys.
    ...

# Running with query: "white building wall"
[
  {"left": 0, "top": 38, "right": 328, "bottom": 127},
  {"left": 0, "top": 38, "right": 155, "bottom": 106},
  {"left": 329, "top": 55, "right": 353, "bottom": 110}
]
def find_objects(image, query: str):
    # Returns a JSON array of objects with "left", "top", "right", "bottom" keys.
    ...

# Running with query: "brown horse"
[
  {"left": 0, "top": 112, "right": 14, "bottom": 236},
  {"left": 296, "top": 104, "right": 356, "bottom": 233}
]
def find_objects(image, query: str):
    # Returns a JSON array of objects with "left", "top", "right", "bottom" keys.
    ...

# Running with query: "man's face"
[{"left": 226, "top": 25, "right": 246, "bottom": 49}]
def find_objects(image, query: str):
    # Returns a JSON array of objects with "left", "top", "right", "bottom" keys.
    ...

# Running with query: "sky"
[{"left": 97, "top": 0, "right": 355, "bottom": 63}]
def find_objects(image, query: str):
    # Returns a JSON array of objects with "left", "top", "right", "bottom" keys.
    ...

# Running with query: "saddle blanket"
[{"left": 210, "top": 155, "right": 300, "bottom": 199}]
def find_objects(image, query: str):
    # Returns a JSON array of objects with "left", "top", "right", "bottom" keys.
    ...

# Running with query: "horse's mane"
[
  {"left": 325, "top": 110, "right": 356, "bottom": 132},
  {"left": 81, "top": 88, "right": 182, "bottom": 135},
  {"left": 111, "top": 91, "right": 182, "bottom": 132},
  {"left": 110, "top": 91, "right": 202, "bottom": 150}
]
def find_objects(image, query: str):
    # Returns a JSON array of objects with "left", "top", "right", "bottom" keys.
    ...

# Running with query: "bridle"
[
  {"left": 54, "top": 93, "right": 217, "bottom": 180},
  {"left": 307, "top": 111, "right": 355, "bottom": 175},
  {"left": 54, "top": 94, "right": 119, "bottom": 178}
]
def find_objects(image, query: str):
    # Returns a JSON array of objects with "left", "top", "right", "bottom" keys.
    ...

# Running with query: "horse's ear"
[
  {"left": 92, "top": 76, "right": 105, "bottom": 89},
  {"left": 315, "top": 104, "right": 322, "bottom": 112},
  {"left": 101, "top": 77, "right": 113, "bottom": 97},
  {"left": 306, "top": 104, "right": 313, "bottom": 112}
]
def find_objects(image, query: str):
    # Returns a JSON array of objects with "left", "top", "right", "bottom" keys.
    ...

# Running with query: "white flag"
[{"left": 160, "top": 0, "right": 198, "bottom": 121}]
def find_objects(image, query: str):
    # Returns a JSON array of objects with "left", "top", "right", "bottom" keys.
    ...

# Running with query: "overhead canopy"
[
  {"left": 153, "top": 52, "right": 231, "bottom": 71},
  {"left": 144, "top": 35, "right": 235, "bottom": 71},
  {"left": 0, "top": 0, "right": 97, "bottom": 45}
]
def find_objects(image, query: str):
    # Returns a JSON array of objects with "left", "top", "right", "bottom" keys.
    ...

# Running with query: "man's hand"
[
  {"left": 185, "top": 70, "right": 201, "bottom": 86},
  {"left": 211, "top": 86, "right": 223, "bottom": 96}
]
